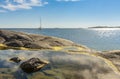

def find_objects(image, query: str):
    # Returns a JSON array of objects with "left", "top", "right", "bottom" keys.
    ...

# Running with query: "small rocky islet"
[{"left": 0, "top": 30, "right": 120, "bottom": 79}]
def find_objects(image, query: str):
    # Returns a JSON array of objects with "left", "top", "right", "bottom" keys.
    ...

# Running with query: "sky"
[{"left": 0, "top": 0, "right": 120, "bottom": 28}]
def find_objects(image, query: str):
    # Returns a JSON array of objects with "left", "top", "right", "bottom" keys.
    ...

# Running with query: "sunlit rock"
[
  {"left": 20, "top": 58, "right": 49, "bottom": 73},
  {"left": 0, "top": 30, "right": 88, "bottom": 50}
]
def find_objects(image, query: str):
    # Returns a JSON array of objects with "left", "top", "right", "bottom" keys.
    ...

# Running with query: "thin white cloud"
[
  {"left": 56, "top": 0, "right": 80, "bottom": 2},
  {"left": 0, "top": 0, "right": 48, "bottom": 11},
  {"left": 0, "top": 0, "right": 80, "bottom": 12}
]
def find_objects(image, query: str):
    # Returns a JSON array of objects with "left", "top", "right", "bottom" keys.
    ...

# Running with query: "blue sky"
[{"left": 0, "top": 0, "right": 120, "bottom": 28}]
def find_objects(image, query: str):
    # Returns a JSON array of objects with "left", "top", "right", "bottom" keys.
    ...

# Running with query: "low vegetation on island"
[{"left": 89, "top": 26, "right": 120, "bottom": 28}]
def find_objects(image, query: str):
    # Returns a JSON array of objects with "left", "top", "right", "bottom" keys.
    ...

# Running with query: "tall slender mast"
[{"left": 39, "top": 17, "right": 42, "bottom": 30}]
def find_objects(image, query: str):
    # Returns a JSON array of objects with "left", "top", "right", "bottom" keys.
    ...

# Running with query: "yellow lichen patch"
[
  {"left": 52, "top": 46, "right": 86, "bottom": 52},
  {"left": 0, "top": 44, "right": 7, "bottom": 50},
  {"left": 19, "top": 47, "right": 29, "bottom": 50},
  {"left": 52, "top": 46, "right": 63, "bottom": 51},
  {"left": 0, "top": 43, "right": 85, "bottom": 52},
  {"left": 0, "top": 44, "right": 7, "bottom": 47},
  {"left": 77, "top": 47, "right": 86, "bottom": 51},
  {"left": 42, "top": 60, "right": 49, "bottom": 64},
  {"left": 37, "top": 64, "right": 46, "bottom": 69}
]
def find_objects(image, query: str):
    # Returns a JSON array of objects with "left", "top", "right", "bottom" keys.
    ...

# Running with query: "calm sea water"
[{"left": 2, "top": 28, "right": 120, "bottom": 51}]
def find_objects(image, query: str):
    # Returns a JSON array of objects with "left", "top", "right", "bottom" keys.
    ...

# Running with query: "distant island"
[{"left": 88, "top": 26, "right": 120, "bottom": 28}]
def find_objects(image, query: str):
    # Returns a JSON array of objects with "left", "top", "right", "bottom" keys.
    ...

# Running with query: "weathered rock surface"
[
  {"left": 1, "top": 48, "right": 120, "bottom": 79},
  {"left": 29, "top": 51, "right": 120, "bottom": 79},
  {"left": 0, "top": 30, "right": 87, "bottom": 49},
  {"left": 20, "top": 58, "right": 48, "bottom": 73}
]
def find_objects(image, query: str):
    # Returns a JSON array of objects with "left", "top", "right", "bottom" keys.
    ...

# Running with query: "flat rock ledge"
[{"left": 0, "top": 30, "right": 88, "bottom": 50}]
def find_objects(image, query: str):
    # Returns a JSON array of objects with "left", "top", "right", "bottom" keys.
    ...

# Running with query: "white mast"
[{"left": 39, "top": 17, "right": 42, "bottom": 30}]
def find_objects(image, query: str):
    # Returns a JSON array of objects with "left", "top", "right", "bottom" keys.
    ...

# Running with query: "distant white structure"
[{"left": 39, "top": 17, "right": 42, "bottom": 30}]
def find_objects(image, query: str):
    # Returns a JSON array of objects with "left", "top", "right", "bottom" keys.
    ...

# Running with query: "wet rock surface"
[{"left": 20, "top": 58, "right": 48, "bottom": 73}]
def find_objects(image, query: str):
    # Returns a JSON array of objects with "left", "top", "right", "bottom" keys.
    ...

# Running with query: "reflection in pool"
[{"left": 0, "top": 49, "right": 120, "bottom": 79}]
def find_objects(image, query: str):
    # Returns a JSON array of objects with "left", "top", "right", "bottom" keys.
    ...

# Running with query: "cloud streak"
[
  {"left": 0, "top": 0, "right": 48, "bottom": 12},
  {"left": 0, "top": 0, "right": 81, "bottom": 12}
]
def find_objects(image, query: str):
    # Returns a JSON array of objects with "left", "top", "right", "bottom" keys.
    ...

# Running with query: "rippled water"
[{"left": 3, "top": 28, "right": 120, "bottom": 51}]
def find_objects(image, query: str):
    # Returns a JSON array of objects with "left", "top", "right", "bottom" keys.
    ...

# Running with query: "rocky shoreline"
[
  {"left": 0, "top": 30, "right": 88, "bottom": 50},
  {"left": 0, "top": 30, "right": 120, "bottom": 79}
]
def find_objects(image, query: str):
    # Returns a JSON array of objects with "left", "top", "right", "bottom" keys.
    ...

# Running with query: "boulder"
[
  {"left": 20, "top": 58, "right": 48, "bottom": 73},
  {"left": 10, "top": 57, "right": 22, "bottom": 63}
]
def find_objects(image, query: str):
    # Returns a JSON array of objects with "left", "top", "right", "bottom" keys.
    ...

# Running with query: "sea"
[{"left": 2, "top": 28, "right": 120, "bottom": 51}]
